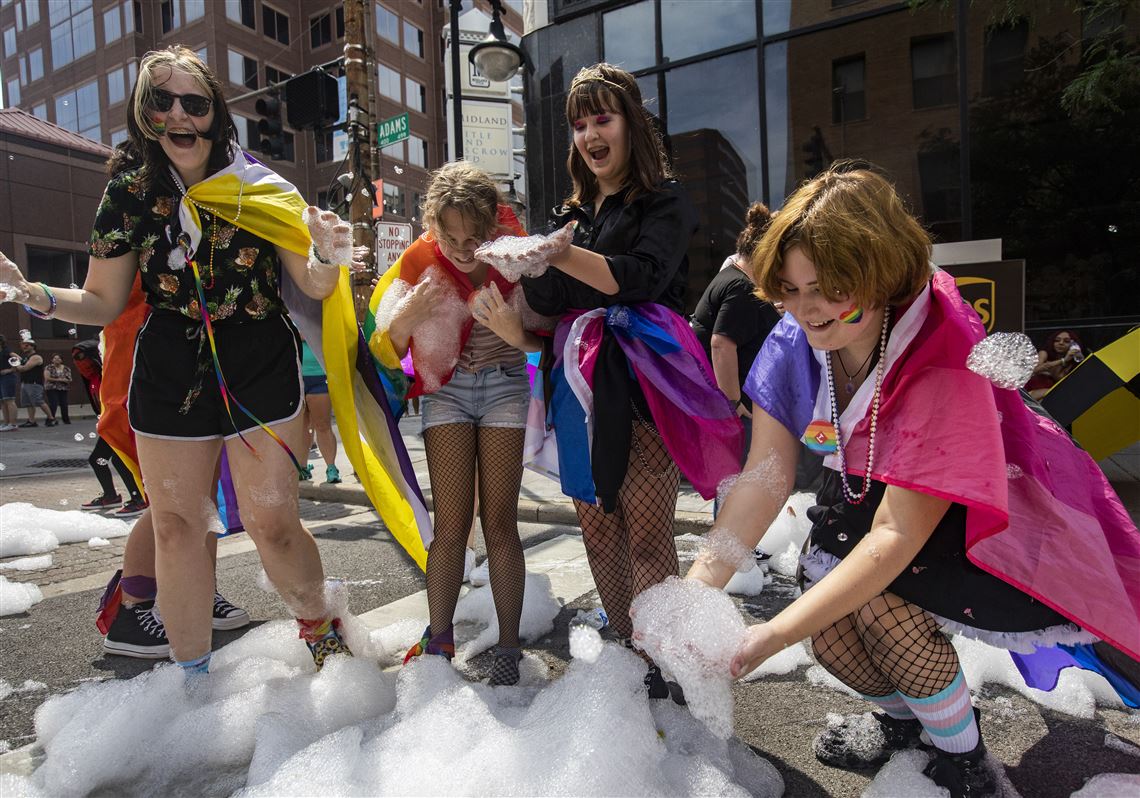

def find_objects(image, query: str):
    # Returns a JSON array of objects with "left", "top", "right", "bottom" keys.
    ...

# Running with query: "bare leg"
[
  {"left": 136, "top": 434, "right": 222, "bottom": 661},
  {"left": 305, "top": 392, "right": 337, "bottom": 467},
  {"left": 224, "top": 413, "right": 327, "bottom": 620}
]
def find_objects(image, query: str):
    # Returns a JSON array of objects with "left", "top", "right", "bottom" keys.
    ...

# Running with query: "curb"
[{"left": 297, "top": 482, "right": 715, "bottom": 536}]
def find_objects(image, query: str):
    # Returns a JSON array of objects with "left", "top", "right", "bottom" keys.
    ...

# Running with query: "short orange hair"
[{"left": 752, "top": 163, "right": 932, "bottom": 308}]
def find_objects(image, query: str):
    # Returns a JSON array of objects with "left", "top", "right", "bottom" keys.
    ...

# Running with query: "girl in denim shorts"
[{"left": 370, "top": 162, "right": 552, "bottom": 686}]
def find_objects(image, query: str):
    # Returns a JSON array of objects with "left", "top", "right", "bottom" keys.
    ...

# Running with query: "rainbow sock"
[
  {"left": 860, "top": 690, "right": 917, "bottom": 720},
  {"left": 900, "top": 671, "right": 979, "bottom": 754}
]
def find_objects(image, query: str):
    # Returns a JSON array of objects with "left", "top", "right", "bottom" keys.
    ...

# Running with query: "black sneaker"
[
  {"left": 212, "top": 592, "right": 251, "bottom": 631},
  {"left": 923, "top": 741, "right": 997, "bottom": 798},
  {"left": 114, "top": 499, "right": 149, "bottom": 519},
  {"left": 81, "top": 495, "right": 122, "bottom": 511},
  {"left": 488, "top": 646, "right": 522, "bottom": 686},
  {"left": 814, "top": 711, "right": 927, "bottom": 770},
  {"left": 102, "top": 601, "right": 170, "bottom": 659}
]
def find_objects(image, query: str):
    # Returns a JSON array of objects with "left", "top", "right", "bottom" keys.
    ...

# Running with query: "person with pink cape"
[{"left": 679, "top": 163, "right": 1139, "bottom": 798}]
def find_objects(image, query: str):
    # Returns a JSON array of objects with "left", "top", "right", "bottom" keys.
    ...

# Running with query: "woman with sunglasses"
[{"left": 0, "top": 46, "right": 355, "bottom": 675}]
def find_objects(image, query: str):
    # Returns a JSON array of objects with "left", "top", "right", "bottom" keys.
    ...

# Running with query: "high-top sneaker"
[
  {"left": 102, "top": 601, "right": 170, "bottom": 659},
  {"left": 403, "top": 625, "right": 455, "bottom": 664},
  {"left": 211, "top": 592, "right": 251, "bottom": 631},
  {"left": 922, "top": 741, "right": 998, "bottom": 798},
  {"left": 813, "top": 711, "right": 927, "bottom": 770},
  {"left": 488, "top": 646, "right": 522, "bottom": 686},
  {"left": 298, "top": 617, "right": 352, "bottom": 669}
]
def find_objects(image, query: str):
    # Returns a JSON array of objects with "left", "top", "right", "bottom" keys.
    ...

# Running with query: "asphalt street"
[{"left": 1, "top": 417, "right": 1138, "bottom": 796}]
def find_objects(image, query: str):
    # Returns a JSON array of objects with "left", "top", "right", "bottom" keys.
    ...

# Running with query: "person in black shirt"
[{"left": 523, "top": 63, "right": 743, "bottom": 700}]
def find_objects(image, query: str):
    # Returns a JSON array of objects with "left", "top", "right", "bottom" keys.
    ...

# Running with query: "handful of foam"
[
  {"left": 474, "top": 221, "right": 577, "bottom": 282},
  {"left": 631, "top": 576, "right": 746, "bottom": 739}
]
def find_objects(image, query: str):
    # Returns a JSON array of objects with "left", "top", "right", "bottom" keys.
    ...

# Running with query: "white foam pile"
[
  {"left": 740, "top": 642, "right": 814, "bottom": 680},
  {"left": 966, "top": 332, "right": 1038, "bottom": 390},
  {"left": 0, "top": 576, "right": 44, "bottom": 616},
  {"left": 631, "top": 577, "right": 746, "bottom": 740},
  {"left": 452, "top": 572, "right": 562, "bottom": 661},
  {"left": 755, "top": 493, "right": 815, "bottom": 577},
  {"left": 0, "top": 555, "right": 52, "bottom": 571},
  {"left": 3, "top": 623, "right": 783, "bottom": 797},
  {"left": 0, "top": 679, "right": 46, "bottom": 700},
  {"left": 0, "top": 504, "right": 130, "bottom": 558},
  {"left": 473, "top": 221, "right": 576, "bottom": 282},
  {"left": 1071, "top": 773, "right": 1140, "bottom": 796}
]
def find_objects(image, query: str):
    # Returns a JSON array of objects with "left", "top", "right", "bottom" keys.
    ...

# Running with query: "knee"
[
  {"left": 151, "top": 509, "right": 203, "bottom": 546},
  {"left": 244, "top": 509, "right": 304, "bottom": 549}
]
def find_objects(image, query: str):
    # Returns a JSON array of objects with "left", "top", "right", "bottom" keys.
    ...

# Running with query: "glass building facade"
[{"left": 521, "top": 0, "right": 1139, "bottom": 348}]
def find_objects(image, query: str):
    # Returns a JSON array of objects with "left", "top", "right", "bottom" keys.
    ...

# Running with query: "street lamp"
[
  {"left": 449, "top": 0, "right": 525, "bottom": 160},
  {"left": 469, "top": 1, "right": 527, "bottom": 83}
]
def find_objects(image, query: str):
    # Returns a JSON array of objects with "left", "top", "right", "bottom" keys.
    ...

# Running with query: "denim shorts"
[
  {"left": 0, "top": 372, "right": 17, "bottom": 401},
  {"left": 20, "top": 383, "right": 45, "bottom": 406},
  {"left": 421, "top": 362, "right": 530, "bottom": 431}
]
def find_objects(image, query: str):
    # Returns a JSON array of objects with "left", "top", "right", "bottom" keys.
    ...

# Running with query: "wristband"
[{"left": 23, "top": 283, "right": 57, "bottom": 320}]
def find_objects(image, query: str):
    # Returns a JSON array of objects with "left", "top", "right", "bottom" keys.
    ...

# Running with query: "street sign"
[
  {"left": 375, "top": 222, "right": 413, "bottom": 271},
  {"left": 377, "top": 112, "right": 410, "bottom": 148}
]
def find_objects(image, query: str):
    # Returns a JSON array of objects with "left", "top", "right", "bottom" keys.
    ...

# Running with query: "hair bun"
[{"left": 745, "top": 202, "right": 771, "bottom": 228}]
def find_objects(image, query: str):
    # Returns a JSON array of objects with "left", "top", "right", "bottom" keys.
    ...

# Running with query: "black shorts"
[{"left": 129, "top": 311, "right": 303, "bottom": 440}]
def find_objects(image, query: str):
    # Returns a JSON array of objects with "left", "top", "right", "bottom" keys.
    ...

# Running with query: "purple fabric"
[
  {"left": 120, "top": 575, "right": 158, "bottom": 601},
  {"left": 743, "top": 314, "right": 819, "bottom": 440}
]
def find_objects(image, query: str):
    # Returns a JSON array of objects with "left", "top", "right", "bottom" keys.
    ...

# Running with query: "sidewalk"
[
  {"left": 299, "top": 416, "right": 1140, "bottom": 530},
  {"left": 298, "top": 413, "right": 719, "bottom": 535}
]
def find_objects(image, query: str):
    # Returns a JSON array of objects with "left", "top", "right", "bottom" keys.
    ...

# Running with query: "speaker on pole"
[{"left": 284, "top": 71, "right": 339, "bottom": 130}]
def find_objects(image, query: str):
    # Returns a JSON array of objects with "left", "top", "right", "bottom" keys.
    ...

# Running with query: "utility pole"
[{"left": 344, "top": 0, "right": 376, "bottom": 320}]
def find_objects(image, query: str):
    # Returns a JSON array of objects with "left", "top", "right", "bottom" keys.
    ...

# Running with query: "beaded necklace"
[
  {"left": 169, "top": 167, "right": 246, "bottom": 291},
  {"left": 825, "top": 306, "right": 891, "bottom": 505}
]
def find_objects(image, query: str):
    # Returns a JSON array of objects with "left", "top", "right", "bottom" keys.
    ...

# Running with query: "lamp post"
[{"left": 448, "top": 0, "right": 527, "bottom": 162}]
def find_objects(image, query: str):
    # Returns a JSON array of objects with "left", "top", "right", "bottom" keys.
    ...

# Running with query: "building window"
[
  {"left": 403, "top": 20, "right": 423, "bottom": 57},
  {"left": 917, "top": 149, "right": 961, "bottom": 225},
  {"left": 228, "top": 49, "right": 258, "bottom": 90},
  {"left": 49, "top": 1, "right": 96, "bottom": 68},
  {"left": 317, "top": 190, "right": 330, "bottom": 210},
  {"left": 31, "top": 101, "right": 46, "bottom": 119},
  {"left": 160, "top": 0, "right": 179, "bottom": 34},
  {"left": 831, "top": 55, "right": 866, "bottom": 123},
  {"left": 55, "top": 79, "right": 100, "bottom": 139},
  {"left": 282, "top": 130, "right": 295, "bottom": 162},
  {"left": 262, "top": 4, "right": 289, "bottom": 45},
  {"left": 378, "top": 63, "right": 401, "bottom": 101},
  {"left": 383, "top": 182, "right": 405, "bottom": 217},
  {"left": 661, "top": 0, "right": 754, "bottom": 64},
  {"left": 911, "top": 34, "right": 957, "bottom": 109},
  {"left": 381, "top": 140, "right": 404, "bottom": 161},
  {"left": 107, "top": 65, "right": 126, "bottom": 105},
  {"left": 24, "top": 0, "right": 40, "bottom": 28},
  {"left": 408, "top": 134, "right": 427, "bottom": 168},
  {"left": 226, "top": 0, "right": 255, "bottom": 29},
  {"left": 316, "top": 128, "right": 336, "bottom": 162},
  {"left": 310, "top": 7, "right": 344, "bottom": 49},
  {"left": 184, "top": 0, "right": 204, "bottom": 23},
  {"left": 983, "top": 21, "right": 1028, "bottom": 96},
  {"left": 110, "top": 127, "right": 128, "bottom": 146},
  {"left": 603, "top": 1, "right": 655, "bottom": 74},
  {"left": 103, "top": 5, "right": 121, "bottom": 43},
  {"left": 26, "top": 249, "right": 97, "bottom": 341},
  {"left": 5, "top": 78, "right": 19, "bottom": 107},
  {"left": 27, "top": 46, "right": 42, "bottom": 82},
  {"left": 405, "top": 77, "right": 424, "bottom": 112},
  {"left": 232, "top": 113, "right": 251, "bottom": 150},
  {"left": 2, "top": 25, "right": 14, "bottom": 58},
  {"left": 265, "top": 65, "right": 292, "bottom": 87},
  {"left": 376, "top": 4, "right": 398, "bottom": 45}
]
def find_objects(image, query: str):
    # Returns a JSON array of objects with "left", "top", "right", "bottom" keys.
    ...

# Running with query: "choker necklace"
[
  {"left": 833, "top": 344, "right": 877, "bottom": 395},
  {"left": 826, "top": 306, "right": 891, "bottom": 505}
]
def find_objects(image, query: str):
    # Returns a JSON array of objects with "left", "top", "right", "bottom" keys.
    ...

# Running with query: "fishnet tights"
[
  {"left": 424, "top": 423, "right": 526, "bottom": 647},
  {"left": 811, "top": 592, "right": 961, "bottom": 698},
  {"left": 575, "top": 420, "right": 680, "bottom": 639}
]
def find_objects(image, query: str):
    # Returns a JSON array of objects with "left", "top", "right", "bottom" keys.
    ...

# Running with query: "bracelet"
[
  {"left": 23, "top": 283, "right": 57, "bottom": 320},
  {"left": 732, "top": 397, "right": 744, "bottom": 409},
  {"left": 310, "top": 245, "right": 333, "bottom": 265}
]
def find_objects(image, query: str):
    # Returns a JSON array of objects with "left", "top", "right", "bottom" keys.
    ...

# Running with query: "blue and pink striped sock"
[
  {"left": 900, "top": 671, "right": 979, "bottom": 754},
  {"left": 176, "top": 652, "right": 211, "bottom": 676},
  {"left": 860, "top": 690, "right": 917, "bottom": 720}
]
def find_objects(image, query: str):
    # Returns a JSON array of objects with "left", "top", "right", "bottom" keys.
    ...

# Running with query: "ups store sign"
[{"left": 942, "top": 260, "right": 1025, "bottom": 334}]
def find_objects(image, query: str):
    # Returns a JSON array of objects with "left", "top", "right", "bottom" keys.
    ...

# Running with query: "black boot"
[
  {"left": 814, "top": 712, "right": 927, "bottom": 770},
  {"left": 922, "top": 741, "right": 997, "bottom": 798}
]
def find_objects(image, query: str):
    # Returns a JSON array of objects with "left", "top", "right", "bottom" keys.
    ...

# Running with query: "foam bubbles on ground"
[
  {"left": 631, "top": 577, "right": 745, "bottom": 739},
  {"left": 20, "top": 622, "right": 783, "bottom": 796},
  {"left": 568, "top": 624, "right": 604, "bottom": 663},
  {"left": 0, "top": 576, "right": 44, "bottom": 616},
  {"left": 740, "top": 641, "right": 813, "bottom": 680},
  {"left": 1072, "top": 773, "right": 1140, "bottom": 796},
  {"left": 862, "top": 749, "right": 948, "bottom": 797},
  {"left": 0, "top": 503, "right": 130, "bottom": 558},
  {"left": 966, "top": 332, "right": 1038, "bottom": 390},
  {"left": 87, "top": 537, "right": 111, "bottom": 548},
  {"left": 0, "top": 555, "right": 52, "bottom": 571}
]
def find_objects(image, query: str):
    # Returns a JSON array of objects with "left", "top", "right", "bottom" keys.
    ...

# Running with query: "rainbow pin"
[
  {"left": 838, "top": 305, "right": 863, "bottom": 324},
  {"left": 803, "top": 419, "right": 839, "bottom": 454}
]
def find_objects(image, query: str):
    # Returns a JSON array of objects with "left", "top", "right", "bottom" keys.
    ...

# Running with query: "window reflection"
[
  {"left": 603, "top": 0, "right": 655, "bottom": 73},
  {"left": 661, "top": 0, "right": 754, "bottom": 62}
]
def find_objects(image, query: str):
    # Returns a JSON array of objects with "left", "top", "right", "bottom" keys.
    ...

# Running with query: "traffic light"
[
  {"left": 285, "top": 71, "right": 339, "bottom": 131},
  {"left": 255, "top": 90, "right": 285, "bottom": 160}
]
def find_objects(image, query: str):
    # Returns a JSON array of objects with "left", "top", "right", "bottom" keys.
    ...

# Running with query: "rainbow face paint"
[
  {"left": 151, "top": 118, "right": 166, "bottom": 135},
  {"left": 838, "top": 305, "right": 864, "bottom": 324},
  {"left": 803, "top": 419, "right": 839, "bottom": 454}
]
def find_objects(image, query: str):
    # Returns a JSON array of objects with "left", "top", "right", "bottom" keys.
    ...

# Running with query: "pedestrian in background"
[
  {"left": 13, "top": 339, "right": 57, "bottom": 427},
  {"left": 0, "top": 334, "right": 19, "bottom": 431},
  {"left": 44, "top": 353, "right": 73, "bottom": 425},
  {"left": 1025, "top": 329, "right": 1083, "bottom": 400}
]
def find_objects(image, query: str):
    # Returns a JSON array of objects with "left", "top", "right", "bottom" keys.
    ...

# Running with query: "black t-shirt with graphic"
[{"left": 88, "top": 168, "right": 286, "bottom": 324}]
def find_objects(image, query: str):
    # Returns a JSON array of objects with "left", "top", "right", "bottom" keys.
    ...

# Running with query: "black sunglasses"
[{"left": 148, "top": 88, "right": 213, "bottom": 117}]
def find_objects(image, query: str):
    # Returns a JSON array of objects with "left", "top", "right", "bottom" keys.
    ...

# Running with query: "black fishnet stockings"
[
  {"left": 811, "top": 592, "right": 961, "bottom": 699},
  {"left": 424, "top": 423, "right": 526, "bottom": 648},
  {"left": 575, "top": 421, "right": 680, "bottom": 638}
]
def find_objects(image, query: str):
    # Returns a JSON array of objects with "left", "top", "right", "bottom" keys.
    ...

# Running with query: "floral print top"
[{"left": 88, "top": 168, "right": 286, "bottom": 324}]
